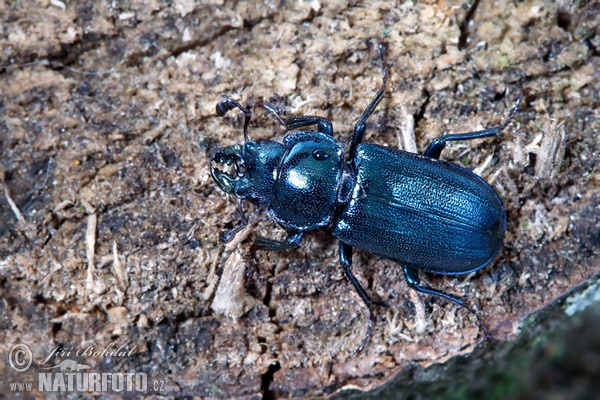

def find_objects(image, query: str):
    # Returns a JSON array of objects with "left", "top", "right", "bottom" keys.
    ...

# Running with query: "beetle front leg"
[
  {"left": 258, "top": 103, "right": 334, "bottom": 136},
  {"left": 423, "top": 94, "right": 523, "bottom": 159},
  {"left": 254, "top": 230, "right": 303, "bottom": 251},
  {"left": 219, "top": 198, "right": 249, "bottom": 244},
  {"left": 286, "top": 116, "right": 334, "bottom": 136},
  {"left": 339, "top": 242, "right": 375, "bottom": 352},
  {"left": 216, "top": 98, "right": 252, "bottom": 142}
]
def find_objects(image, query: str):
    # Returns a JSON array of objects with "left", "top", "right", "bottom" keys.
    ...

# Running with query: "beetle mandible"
[{"left": 210, "top": 45, "right": 521, "bottom": 351}]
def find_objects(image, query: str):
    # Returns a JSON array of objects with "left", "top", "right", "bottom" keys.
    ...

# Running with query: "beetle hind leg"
[
  {"left": 219, "top": 198, "right": 249, "bottom": 244},
  {"left": 403, "top": 265, "right": 489, "bottom": 339},
  {"left": 403, "top": 265, "right": 466, "bottom": 306}
]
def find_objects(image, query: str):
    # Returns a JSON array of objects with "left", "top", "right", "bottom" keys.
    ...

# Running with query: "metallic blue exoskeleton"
[{"left": 210, "top": 50, "right": 521, "bottom": 350}]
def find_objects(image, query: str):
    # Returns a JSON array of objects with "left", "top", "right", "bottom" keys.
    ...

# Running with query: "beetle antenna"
[{"left": 216, "top": 98, "right": 252, "bottom": 142}]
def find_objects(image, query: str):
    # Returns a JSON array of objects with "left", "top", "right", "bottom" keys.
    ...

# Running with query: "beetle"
[{"left": 210, "top": 46, "right": 521, "bottom": 350}]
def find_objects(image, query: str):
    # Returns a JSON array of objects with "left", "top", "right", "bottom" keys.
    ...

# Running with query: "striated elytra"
[{"left": 210, "top": 45, "right": 521, "bottom": 351}]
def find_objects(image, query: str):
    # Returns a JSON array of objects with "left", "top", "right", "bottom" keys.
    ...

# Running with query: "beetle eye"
[{"left": 312, "top": 149, "right": 330, "bottom": 161}]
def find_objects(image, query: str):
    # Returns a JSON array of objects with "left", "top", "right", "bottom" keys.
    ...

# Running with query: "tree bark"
[{"left": 1, "top": 0, "right": 598, "bottom": 398}]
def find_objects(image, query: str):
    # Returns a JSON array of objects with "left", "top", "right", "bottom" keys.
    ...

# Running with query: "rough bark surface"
[{"left": 0, "top": 0, "right": 598, "bottom": 398}]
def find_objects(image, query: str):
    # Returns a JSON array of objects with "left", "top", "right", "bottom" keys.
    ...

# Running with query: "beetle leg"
[
  {"left": 254, "top": 230, "right": 303, "bottom": 251},
  {"left": 219, "top": 198, "right": 249, "bottom": 244},
  {"left": 423, "top": 94, "right": 523, "bottom": 159},
  {"left": 403, "top": 265, "right": 465, "bottom": 305},
  {"left": 216, "top": 98, "right": 252, "bottom": 142},
  {"left": 402, "top": 265, "right": 490, "bottom": 339},
  {"left": 349, "top": 43, "right": 388, "bottom": 160},
  {"left": 339, "top": 243, "right": 374, "bottom": 352},
  {"left": 255, "top": 102, "right": 286, "bottom": 126},
  {"left": 257, "top": 102, "right": 334, "bottom": 136},
  {"left": 285, "top": 116, "right": 334, "bottom": 136}
]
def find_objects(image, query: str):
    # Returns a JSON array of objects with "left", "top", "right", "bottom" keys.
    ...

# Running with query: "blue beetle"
[{"left": 210, "top": 48, "right": 521, "bottom": 350}]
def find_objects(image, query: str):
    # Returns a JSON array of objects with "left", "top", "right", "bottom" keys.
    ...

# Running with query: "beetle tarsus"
[
  {"left": 423, "top": 94, "right": 522, "bottom": 159},
  {"left": 403, "top": 265, "right": 490, "bottom": 340},
  {"left": 343, "top": 265, "right": 375, "bottom": 353},
  {"left": 356, "top": 311, "right": 374, "bottom": 354},
  {"left": 286, "top": 116, "right": 334, "bottom": 136},
  {"left": 254, "top": 231, "right": 303, "bottom": 251},
  {"left": 219, "top": 224, "right": 246, "bottom": 244},
  {"left": 218, "top": 197, "right": 249, "bottom": 244},
  {"left": 256, "top": 102, "right": 287, "bottom": 126},
  {"left": 340, "top": 243, "right": 379, "bottom": 352},
  {"left": 216, "top": 98, "right": 252, "bottom": 141},
  {"left": 464, "top": 303, "right": 491, "bottom": 341},
  {"left": 403, "top": 266, "right": 465, "bottom": 305},
  {"left": 257, "top": 102, "right": 336, "bottom": 136},
  {"left": 348, "top": 45, "right": 388, "bottom": 160},
  {"left": 500, "top": 92, "right": 523, "bottom": 131}
]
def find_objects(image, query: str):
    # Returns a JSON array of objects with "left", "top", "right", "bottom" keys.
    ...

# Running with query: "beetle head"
[
  {"left": 210, "top": 140, "right": 285, "bottom": 206},
  {"left": 210, "top": 144, "right": 245, "bottom": 195}
]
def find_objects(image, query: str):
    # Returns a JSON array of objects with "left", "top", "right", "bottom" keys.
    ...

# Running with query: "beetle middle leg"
[
  {"left": 339, "top": 242, "right": 376, "bottom": 352},
  {"left": 423, "top": 94, "right": 523, "bottom": 159}
]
